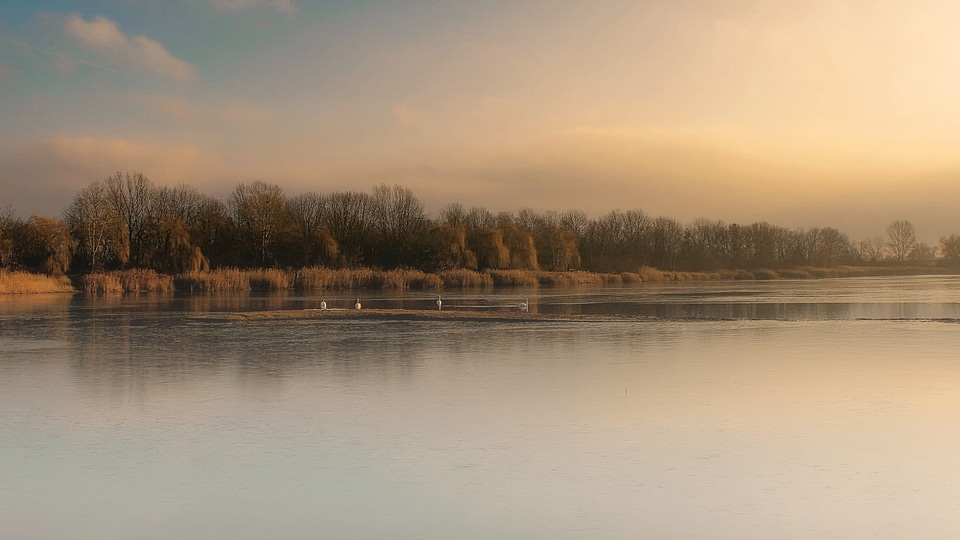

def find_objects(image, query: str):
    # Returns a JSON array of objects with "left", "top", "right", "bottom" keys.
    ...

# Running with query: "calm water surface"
[{"left": 2, "top": 276, "right": 960, "bottom": 539}]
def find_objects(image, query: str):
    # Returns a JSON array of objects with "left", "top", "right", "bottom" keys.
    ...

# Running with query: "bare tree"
[
  {"left": 885, "top": 220, "right": 917, "bottom": 262},
  {"left": 939, "top": 234, "right": 960, "bottom": 266},
  {"left": 0, "top": 205, "right": 18, "bottom": 268},
  {"left": 438, "top": 203, "right": 468, "bottom": 227},
  {"left": 855, "top": 237, "right": 886, "bottom": 262},
  {"left": 229, "top": 181, "right": 289, "bottom": 266},
  {"left": 908, "top": 242, "right": 935, "bottom": 261},
  {"left": 65, "top": 182, "right": 117, "bottom": 271},
  {"left": 104, "top": 172, "right": 154, "bottom": 267},
  {"left": 288, "top": 192, "right": 339, "bottom": 267},
  {"left": 323, "top": 191, "right": 371, "bottom": 266},
  {"left": 651, "top": 216, "right": 684, "bottom": 270}
]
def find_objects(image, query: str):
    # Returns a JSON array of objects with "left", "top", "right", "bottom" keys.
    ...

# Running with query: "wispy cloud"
[
  {"left": 131, "top": 94, "right": 273, "bottom": 125},
  {"left": 63, "top": 14, "right": 197, "bottom": 81},
  {"left": 207, "top": 0, "right": 298, "bottom": 15}
]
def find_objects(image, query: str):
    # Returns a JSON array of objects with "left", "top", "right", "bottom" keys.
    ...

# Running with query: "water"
[{"left": 2, "top": 276, "right": 960, "bottom": 539}]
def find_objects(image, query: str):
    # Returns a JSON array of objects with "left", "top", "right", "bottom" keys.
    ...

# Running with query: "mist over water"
[{"left": 2, "top": 276, "right": 960, "bottom": 539}]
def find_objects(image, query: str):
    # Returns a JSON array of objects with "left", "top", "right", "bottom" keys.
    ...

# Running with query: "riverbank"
[{"left": 0, "top": 264, "right": 953, "bottom": 294}]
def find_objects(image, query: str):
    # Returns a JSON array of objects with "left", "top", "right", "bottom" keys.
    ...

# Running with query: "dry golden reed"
[
  {"left": 249, "top": 268, "right": 289, "bottom": 291},
  {"left": 175, "top": 268, "right": 252, "bottom": 292},
  {"left": 83, "top": 269, "right": 173, "bottom": 294},
  {"left": 487, "top": 270, "right": 539, "bottom": 287},
  {"left": 0, "top": 270, "right": 75, "bottom": 294},
  {"left": 753, "top": 269, "right": 780, "bottom": 280},
  {"left": 438, "top": 269, "right": 493, "bottom": 288}
]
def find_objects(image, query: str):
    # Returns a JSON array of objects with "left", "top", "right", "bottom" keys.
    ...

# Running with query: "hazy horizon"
[{"left": 2, "top": 1, "right": 959, "bottom": 242}]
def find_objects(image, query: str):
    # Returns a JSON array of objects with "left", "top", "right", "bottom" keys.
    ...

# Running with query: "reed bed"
[
  {"left": 294, "top": 267, "right": 373, "bottom": 290},
  {"left": 380, "top": 269, "right": 443, "bottom": 290},
  {"left": 249, "top": 268, "right": 290, "bottom": 291},
  {"left": 536, "top": 271, "right": 607, "bottom": 286},
  {"left": 293, "top": 267, "right": 443, "bottom": 290},
  {"left": 174, "top": 268, "right": 252, "bottom": 292},
  {"left": 0, "top": 270, "right": 75, "bottom": 294},
  {"left": 438, "top": 269, "right": 493, "bottom": 288},
  {"left": 753, "top": 269, "right": 780, "bottom": 280},
  {"left": 638, "top": 266, "right": 666, "bottom": 282},
  {"left": 83, "top": 269, "right": 173, "bottom": 294},
  {"left": 487, "top": 269, "right": 540, "bottom": 287},
  {"left": 599, "top": 273, "right": 623, "bottom": 284},
  {"left": 34, "top": 263, "right": 950, "bottom": 296}
]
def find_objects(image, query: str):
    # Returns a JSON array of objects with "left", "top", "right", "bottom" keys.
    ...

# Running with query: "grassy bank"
[
  {"left": 1, "top": 264, "right": 954, "bottom": 294},
  {"left": 0, "top": 270, "right": 74, "bottom": 294}
]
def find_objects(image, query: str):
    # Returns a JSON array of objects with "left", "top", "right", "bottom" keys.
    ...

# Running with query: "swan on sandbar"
[
  {"left": 519, "top": 299, "right": 529, "bottom": 312},
  {"left": 320, "top": 300, "right": 327, "bottom": 310},
  {"left": 355, "top": 298, "right": 361, "bottom": 310},
  {"left": 437, "top": 295, "right": 442, "bottom": 311}
]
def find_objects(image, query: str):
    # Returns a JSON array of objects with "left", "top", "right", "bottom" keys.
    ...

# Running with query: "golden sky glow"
[{"left": 1, "top": 1, "right": 959, "bottom": 240}]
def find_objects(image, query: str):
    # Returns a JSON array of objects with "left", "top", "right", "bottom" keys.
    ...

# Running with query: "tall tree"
[
  {"left": 369, "top": 184, "right": 428, "bottom": 267},
  {"left": 939, "top": 234, "right": 960, "bottom": 267},
  {"left": 323, "top": 191, "right": 371, "bottom": 266},
  {"left": 0, "top": 205, "right": 17, "bottom": 269},
  {"left": 104, "top": 172, "right": 153, "bottom": 267},
  {"left": 65, "top": 182, "right": 115, "bottom": 271},
  {"left": 229, "top": 181, "right": 290, "bottom": 266},
  {"left": 287, "top": 192, "right": 339, "bottom": 267},
  {"left": 885, "top": 219, "right": 917, "bottom": 262},
  {"left": 19, "top": 216, "right": 76, "bottom": 275}
]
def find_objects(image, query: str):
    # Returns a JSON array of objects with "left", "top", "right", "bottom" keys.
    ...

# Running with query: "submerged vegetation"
[{"left": 1, "top": 171, "right": 958, "bottom": 294}]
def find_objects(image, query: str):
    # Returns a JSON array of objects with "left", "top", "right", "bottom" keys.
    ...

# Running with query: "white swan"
[
  {"left": 355, "top": 298, "right": 361, "bottom": 310},
  {"left": 519, "top": 299, "right": 529, "bottom": 312},
  {"left": 437, "top": 295, "right": 442, "bottom": 311},
  {"left": 320, "top": 300, "right": 327, "bottom": 310}
]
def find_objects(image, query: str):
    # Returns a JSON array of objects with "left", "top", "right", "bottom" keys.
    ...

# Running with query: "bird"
[
  {"left": 519, "top": 299, "right": 529, "bottom": 313},
  {"left": 320, "top": 300, "right": 327, "bottom": 310},
  {"left": 436, "top": 295, "right": 442, "bottom": 311},
  {"left": 355, "top": 298, "right": 361, "bottom": 310}
]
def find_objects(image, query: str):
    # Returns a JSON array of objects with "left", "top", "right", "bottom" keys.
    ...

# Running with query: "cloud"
[
  {"left": 63, "top": 14, "right": 197, "bottom": 81},
  {"left": 131, "top": 94, "right": 272, "bottom": 125},
  {"left": 207, "top": 0, "right": 298, "bottom": 15},
  {"left": 0, "top": 136, "right": 222, "bottom": 216}
]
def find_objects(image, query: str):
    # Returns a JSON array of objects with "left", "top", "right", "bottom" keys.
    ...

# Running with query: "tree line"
[{"left": 1, "top": 171, "right": 957, "bottom": 277}]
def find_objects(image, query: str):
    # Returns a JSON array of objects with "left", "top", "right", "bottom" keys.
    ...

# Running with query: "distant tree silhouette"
[
  {"left": 939, "top": 234, "right": 960, "bottom": 267},
  {"left": 885, "top": 220, "right": 917, "bottom": 262}
]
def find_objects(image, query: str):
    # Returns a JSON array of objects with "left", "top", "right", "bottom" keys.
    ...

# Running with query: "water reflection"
[{"left": 4, "top": 277, "right": 960, "bottom": 538}]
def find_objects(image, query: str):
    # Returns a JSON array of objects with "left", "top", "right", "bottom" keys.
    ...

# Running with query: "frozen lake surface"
[{"left": 2, "top": 275, "right": 960, "bottom": 539}]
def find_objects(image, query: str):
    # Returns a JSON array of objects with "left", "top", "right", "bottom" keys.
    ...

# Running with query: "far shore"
[{"left": 1, "top": 264, "right": 955, "bottom": 295}]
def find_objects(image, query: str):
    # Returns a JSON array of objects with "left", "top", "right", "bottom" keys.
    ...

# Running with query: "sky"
[{"left": 1, "top": 0, "right": 959, "bottom": 241}]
